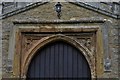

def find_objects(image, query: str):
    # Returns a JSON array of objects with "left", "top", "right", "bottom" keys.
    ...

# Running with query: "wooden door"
[{"left": 27, "top": 41, "right": 91, "bottom": 79}]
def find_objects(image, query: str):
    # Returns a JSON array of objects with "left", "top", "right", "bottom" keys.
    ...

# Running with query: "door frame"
[{"left": 12, "top": 20, "right": 105, "bottom": 79}]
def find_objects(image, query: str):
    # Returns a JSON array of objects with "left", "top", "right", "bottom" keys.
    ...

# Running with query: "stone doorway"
[{"left": 12, "top": 20, "right": 104, "bottom": 79}]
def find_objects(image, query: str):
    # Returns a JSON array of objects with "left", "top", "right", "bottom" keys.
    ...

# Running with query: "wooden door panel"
[{"left": 27, "top": 41, "right": 91, "bottom": 79}]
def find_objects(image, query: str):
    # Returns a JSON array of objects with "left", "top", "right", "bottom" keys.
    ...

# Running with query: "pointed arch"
[{"left": 21, "top": 34, "right": 95, "bottom": 78}]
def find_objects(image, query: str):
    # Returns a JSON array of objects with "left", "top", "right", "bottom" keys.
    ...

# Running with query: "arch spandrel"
[{"left": 21, "top": 34, "right": 96, "bottom": 78}]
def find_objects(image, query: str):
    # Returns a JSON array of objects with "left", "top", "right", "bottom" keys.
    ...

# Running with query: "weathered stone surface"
[
  {"left": 110, "top": 28, "right": 118, "bottom": 36},
  {"left": 1, "top": 2, "right": 119, "bottom": 79},
  {"left": 0, "top": 19, "right": 2, "bottom": 80},
  {"left": 109, "top": 36, "right": 118, "bottom": 44}
]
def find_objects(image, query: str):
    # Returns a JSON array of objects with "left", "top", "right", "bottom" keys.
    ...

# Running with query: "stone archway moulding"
[
  {"left": 12, "top": 19, "right": 105, "bottom": 79},
  {"left": 22, "top": 34, "right": 95, "bottom": 78}
]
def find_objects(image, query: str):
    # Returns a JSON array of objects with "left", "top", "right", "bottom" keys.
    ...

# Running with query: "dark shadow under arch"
[{"left": 26, "top": 40, "right": 91, "bottom": 79}]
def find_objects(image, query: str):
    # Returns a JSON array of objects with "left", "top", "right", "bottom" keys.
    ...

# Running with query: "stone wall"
[{"left": 1, "top": 2, "right": 119, "bottom": 79}]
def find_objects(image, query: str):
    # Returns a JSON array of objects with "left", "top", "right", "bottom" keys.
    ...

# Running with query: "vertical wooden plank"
[
  {"left": 67, "top": 44, "right": 73, "bottom": 78},
  {"left": 58, "top": 43, "right": 64, "bottom": 78},
  {"left": 45, "top": 46, "right": 50, "bottom": 77},
  {"left": 77, "top": 50, "right": 83, "bottom": 78},
  {"left": 82, "top": 56, "right": 88, "bottom": 78},
  {"left": 49, "top": 44, "right": 55, "bottom": 78},
  {"left": 54, "top": 43, "right": 59, "bottom": 78},
  {"left": 39, "top": 50, "right": 45, "bottom": 78},
  {"left": 63, "top": 43, "right": 68, "bottom": 78},
  {"left": 34, "top": 53, "right": 40, "bottom": 78},
  {"left": 72, "top": 48, "right": 78, "bottom": 78},
  {"left": 39, "top": 50, "right": 41, "bottom": 78}
]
